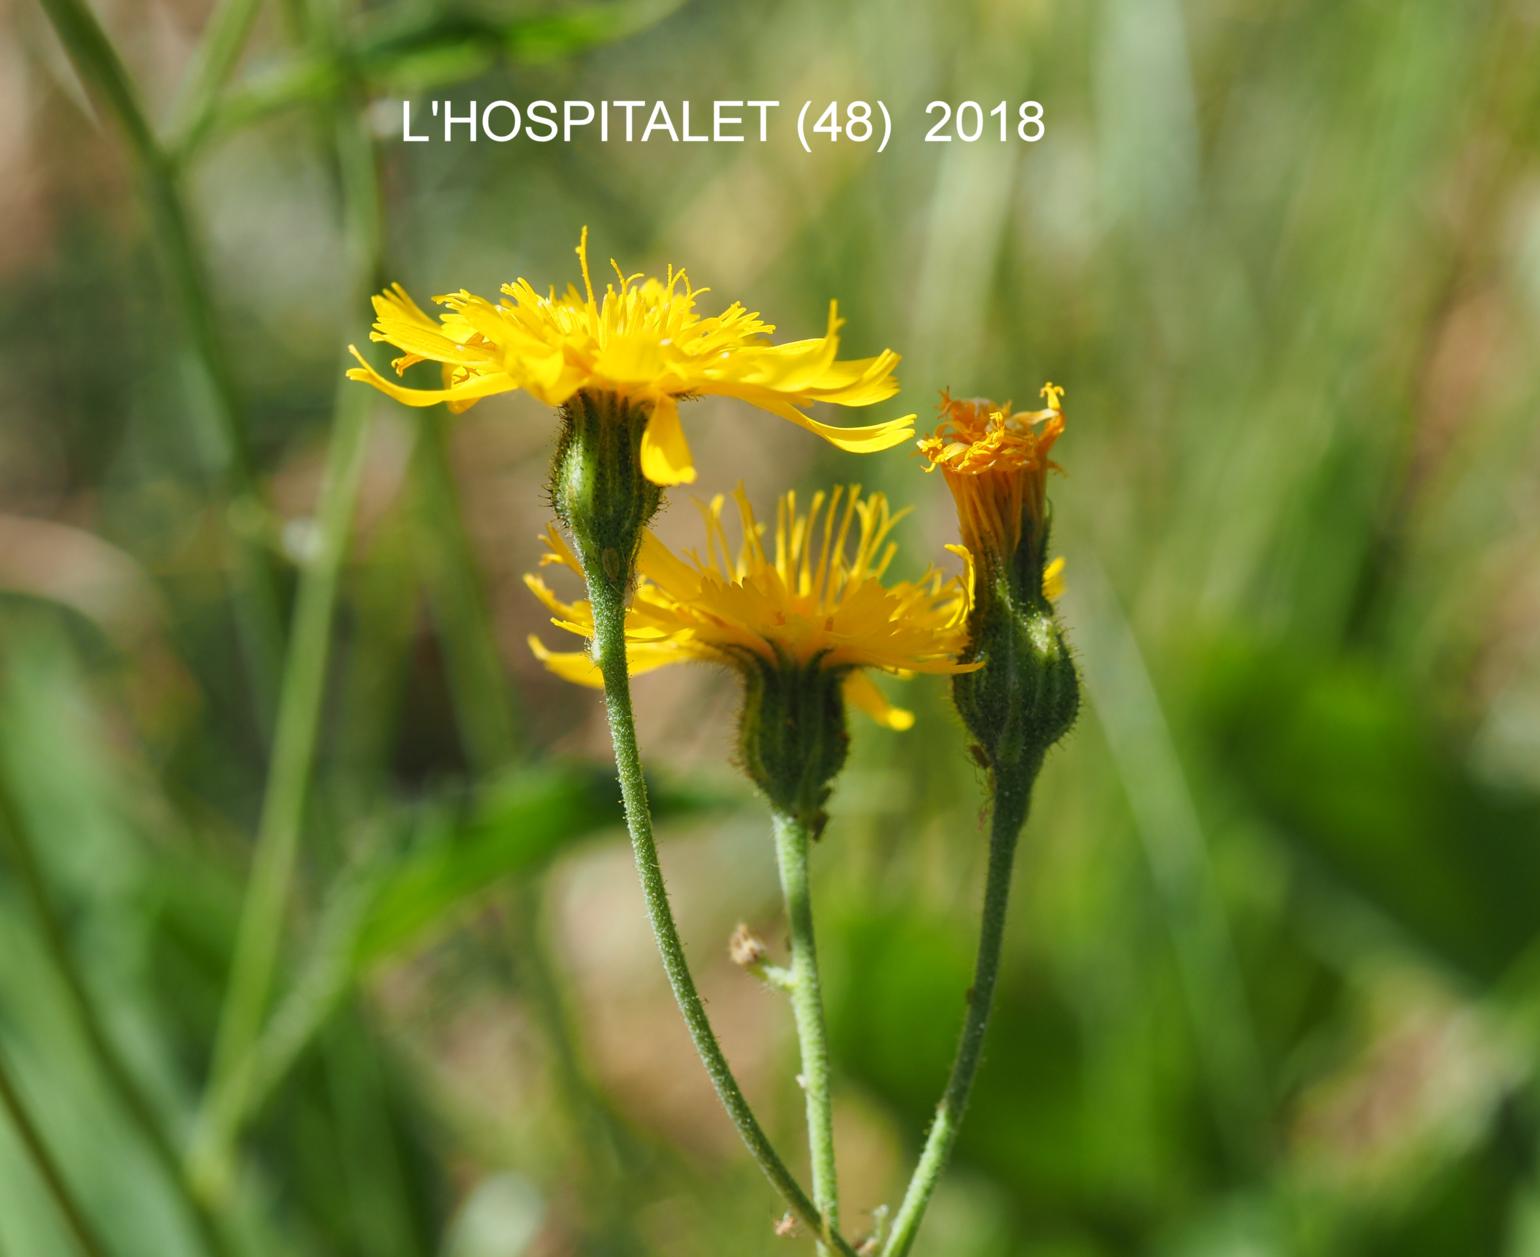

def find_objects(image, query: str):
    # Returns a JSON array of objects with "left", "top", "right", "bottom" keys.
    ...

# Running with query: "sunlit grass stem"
[
  {"left": 0, "top": 779, "right": 230, "bottom": 1256},
  {"left": 882, "top": 773, "right": 1031, "bottom": 1257},
  {"left": 0, "top": 1047, "right": 108, "bottom": 1257},
  {"left": 198, "top": 0, "right": 382, "bottom": 1176},
  {"left": 199, "top": 386, "right": 373, "bottom": 1186},
  {"left": 37, "top": 0, "right": 284, "bottom": 722},
  {"left": 772, "top": 809, "right": 839, "bottom": 1254},
  {"left": 583, "top": 558, "right": 858, "bottom": 1255},
  {"left": 166, "top": 0, "right": 268, "bottom": 148}
]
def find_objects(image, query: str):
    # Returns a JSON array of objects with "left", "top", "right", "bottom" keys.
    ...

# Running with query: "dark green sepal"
[
  {"left": 736, "top": 651, "right": 850, "bottom": 836},
  {"left": 953, "top": 510, "right": 1079, "bottom": 788},
  {"left": 551, "top": 389, "right": 663, "bottom": 591}
]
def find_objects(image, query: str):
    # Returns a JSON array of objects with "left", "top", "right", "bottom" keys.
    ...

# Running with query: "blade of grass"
[
  {"left": 187, "top": 0, "right": 649, "bottom": 1240},
  {"left": 195, "top": 0, "right": 385, "bottom": 1187},
  {"left": 36, "top": 0, "right": 285, "bottom": 727},
  {"left": 1067, "top": 550, "right": 1271, "bottom": 1165},
  {"left": 408, "top": 416, "right": 522, "bottom": 772},
  {"left": 166, "top": 0, "right": 269, "bottom": 147},
  {"left": 195, "top": 349, "right": 374, "bottom": 1200},
  {"left": 0, "top": 775, "right": 231, "bottom": 1256},
  {"left": 202, "top": 764, "right": 729, "bottom": 1137},
  {"left": 174, "top": 0, "right": 685, "bottom": 158},
  {"left": 0, "top": 1047, "right": 108, "bottom": 1257}
]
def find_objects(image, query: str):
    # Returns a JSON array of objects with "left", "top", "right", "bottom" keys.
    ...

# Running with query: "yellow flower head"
[
  {"left": 525, "top": 485, "right": 976, "bottom": 730},
  {"left": 917, "top": 383, "right": 1066, "bottom": 563},
  {"left": 347, "top": 229, "right": 915, "bottom": 486}
]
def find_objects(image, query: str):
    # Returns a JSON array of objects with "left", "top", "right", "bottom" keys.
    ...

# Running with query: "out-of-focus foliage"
[{"left": 2, "top": 0, "right": 1539, "bottom": 1254}]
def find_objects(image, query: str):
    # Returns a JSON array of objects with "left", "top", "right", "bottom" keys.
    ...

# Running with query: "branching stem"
[
  {"left": 583, "top": 560, "right": 858, "bottom": 1256},
  {"left": 881, "top": 773, "right": 1031, "bottom": 1257}
]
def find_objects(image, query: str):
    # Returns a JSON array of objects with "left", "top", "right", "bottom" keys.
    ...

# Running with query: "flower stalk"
[
  {"left": 883, "top": 387, "right": 1080, "bottom": 1255},
  {"left": 739, "top": 660, "right": 851, "bottom": 1251},
  {"left": 558, "top": 393, "right": 857, "bottom": 1253},
  {"left": 583, "top": 550, "right": 855, "bottom": 1254},
  {"left": 771, "top": 807, "right": 840, "bottom": 1255},
  {"left": 880, "top": 774, "right": 1029, "bottom": 1257}
]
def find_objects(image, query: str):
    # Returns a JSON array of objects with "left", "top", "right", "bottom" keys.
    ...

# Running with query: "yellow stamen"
[
  {"left": 577, "top": 224, "right": 595, "bottom": 307},
  {"left": 346, "top": 229, "right": 916, "bottom": 486},
  {"left": 526, "top": 484, "right": 977, "bottom": 725}
]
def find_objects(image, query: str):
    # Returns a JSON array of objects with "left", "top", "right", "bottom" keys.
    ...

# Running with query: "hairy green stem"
[
  {"left": 397, "top": 377, "right": 666, "bottom": 1253},
  {"left": 771, "top": 810, "right": 839, "bottom": 1254},
  {"left": 432, "top": 452, "right": 653, "bottom": 1249},
  {"left": 410, "top": 417, "right": 647, "bottom": 1245},
  {"left": 583, "top": 561, "right": 857, "bottom": 1256},
  {"left": 882, "top": 775, "right": 1031, "bottom": 1257},
  {"left": 0, "top": 778, "right": 231, "bottom": 1256},
  {"left": 0, "top": 1047, "right": 107, "bottom": 1257}
]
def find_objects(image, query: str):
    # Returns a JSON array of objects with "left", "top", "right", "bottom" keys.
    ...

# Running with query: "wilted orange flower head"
[{"left": 917, "top": 384, "right": 1066, "bottom": 566}]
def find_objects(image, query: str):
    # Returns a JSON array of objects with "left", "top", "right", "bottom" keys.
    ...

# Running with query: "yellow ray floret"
[
  {"left": 917, "top": 383, "right": 1066, "bottom": 562},
  {"left": 346, "top": 229, "right": 916, "bottom": 486},
  {"left": 525, "top": 485, "right": 976, "bottom": 729}
]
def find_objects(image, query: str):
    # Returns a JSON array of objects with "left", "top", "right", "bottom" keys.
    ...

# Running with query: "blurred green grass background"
[{"left": 3, "top": 0, "right": 1540, "bottom": 1253}]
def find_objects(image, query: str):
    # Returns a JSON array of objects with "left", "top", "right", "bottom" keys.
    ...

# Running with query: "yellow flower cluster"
[
  {"left": 525, "top": 485, "right": 976, "bottom": 730},
  {"left": 347, "top": 229, "right": 914, "bottom": 486},
  {"left": 343, "top": 231, "right": 1079, "bottom": 1249},
  {"left": 347, "top": 230, "right": 1070, "bottom": 734}
]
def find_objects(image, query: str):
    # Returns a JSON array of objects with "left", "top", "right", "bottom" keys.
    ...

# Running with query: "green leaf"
[
  {"left": 823, "top": 904, "right": 1177, "bottom": 1230},
  {"left": 354, "top": 760, "right": 724, "bottom": 963},
  {"left": 351, "top": 0, "right": 686, "bottom": 88},
  {"left": 220, "top": 761, "right": 730, "bottom": 1131},
  {"left": 1196, "top": 637, "right": 1540, "bottom": 983},
  {"left": 185, "top": 0, "right": 686, "bottom": 151}
]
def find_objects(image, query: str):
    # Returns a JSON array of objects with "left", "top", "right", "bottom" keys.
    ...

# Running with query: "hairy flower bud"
[
  {"left": 920, "top": 385, "right": 1080, "bottom": 785},
  {"left": 737, "top": 654, "right": 851, "bottom": 834},
  {"left": 551, "top": 389, "right": 663, "bottom": 588},
  {"left": 951, "top": 514, "right": 1079, "bottom": 780}
]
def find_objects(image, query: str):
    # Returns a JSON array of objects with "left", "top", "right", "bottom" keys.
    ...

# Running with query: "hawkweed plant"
[
  {"left": 881, "top": 387, "right": 1080, "bottom": 1255},
  {"left": 527, "top": 483, "right": 975, "bottom": 1251},
  {"left": 349, "top": 233, "right": 913, "bottom": 1249}
]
